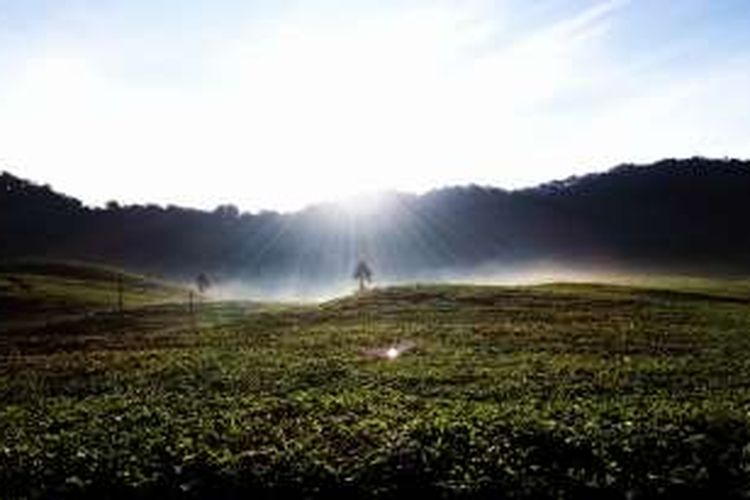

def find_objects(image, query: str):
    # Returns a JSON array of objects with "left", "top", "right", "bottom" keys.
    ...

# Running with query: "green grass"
[
  {"left": 0, "top": 259, "right": 187, "bottom": 332},
  {"left": 3, "top": 271, "right": 750, "bottom": 498}
]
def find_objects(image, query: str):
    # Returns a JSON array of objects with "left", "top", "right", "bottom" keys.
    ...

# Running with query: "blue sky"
[{"left": 1, "top": 0, "right": 749, "bottom": 211}]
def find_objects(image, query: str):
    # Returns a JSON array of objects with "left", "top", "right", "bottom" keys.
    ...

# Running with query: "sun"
[{"left": 335, "top": 191, "right": 396, "bottom": 217}]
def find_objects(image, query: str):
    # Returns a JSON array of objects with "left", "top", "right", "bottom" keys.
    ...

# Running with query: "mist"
[{"left": 202, "top": 261, "right": 662, "bottom": 303}]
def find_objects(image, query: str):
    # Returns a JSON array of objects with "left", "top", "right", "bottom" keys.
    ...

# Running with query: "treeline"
[{"left": 2, "top": 157, "right": 750, "bottom": 284}]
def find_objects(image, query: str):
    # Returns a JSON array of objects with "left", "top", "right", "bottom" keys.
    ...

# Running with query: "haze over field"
[{"left": 2, "top": 0, "right": 750, "bottom": 211}]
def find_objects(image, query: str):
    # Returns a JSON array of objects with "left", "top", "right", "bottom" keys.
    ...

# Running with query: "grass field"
[
  {"left": 3, "top": 263, "right": 750, "bottom": 498},
  {"left": 0, "top": 260, "right": 185, "bottom": 332}
]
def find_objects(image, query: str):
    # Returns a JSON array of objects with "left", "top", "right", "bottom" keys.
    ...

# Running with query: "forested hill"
[{"left": 2, "top": 157, "right": 750, "bottom": 287}]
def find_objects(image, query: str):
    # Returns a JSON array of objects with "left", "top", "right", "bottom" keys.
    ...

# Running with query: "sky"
[{"left": 1, "top": 0, "right": 749, "bottom": 212}]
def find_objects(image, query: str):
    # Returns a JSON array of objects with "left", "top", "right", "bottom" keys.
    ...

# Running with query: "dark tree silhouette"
[
  {"left": 3, "top": 158, "right": 750, "bottom": 280},
  {"left": 353, "top": 260, "right": 372, "bottom": 292},
  {"left": 196, "top": 273, "right": 211, "bottom": 294}
]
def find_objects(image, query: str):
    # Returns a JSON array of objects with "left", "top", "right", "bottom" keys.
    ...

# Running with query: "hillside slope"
[
  {"left": 4, "top": 281, "right": 750, "bottom": 497},
  {"left": 0, "top": 259, "right": 186, "bottom": 330}
]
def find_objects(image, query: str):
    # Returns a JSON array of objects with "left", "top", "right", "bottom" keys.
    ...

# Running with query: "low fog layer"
[{"left": 202, "top": 262, "right": 704, "bottom": 303}]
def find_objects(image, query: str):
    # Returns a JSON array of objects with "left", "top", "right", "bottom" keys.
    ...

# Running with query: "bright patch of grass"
[{"left": 0, "top": 259, "right": 186, "bottom": 331}]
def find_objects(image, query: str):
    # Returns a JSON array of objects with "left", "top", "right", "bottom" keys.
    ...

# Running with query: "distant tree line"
[{"left": 2, "top": 157, "right": 750, "bottom": 283}]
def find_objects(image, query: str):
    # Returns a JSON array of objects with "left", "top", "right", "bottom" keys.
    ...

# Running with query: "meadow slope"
[{"left": 3, "top": 272, "right": 750, "bottom": 498}]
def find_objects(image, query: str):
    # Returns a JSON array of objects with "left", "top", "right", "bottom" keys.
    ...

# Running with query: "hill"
[
  {"left": 2, "top": 157, "right": 750, "bottom": 290},
  {"left": 0, "top": 259, "right": 186, "bottom": 331}
]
